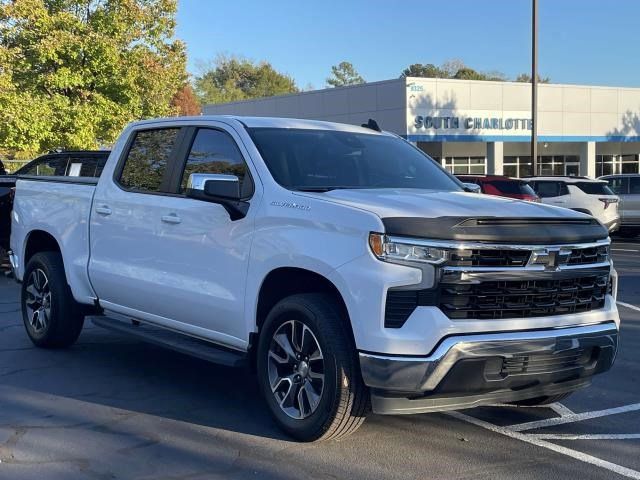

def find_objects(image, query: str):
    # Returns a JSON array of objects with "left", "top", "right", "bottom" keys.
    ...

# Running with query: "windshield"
[{"left": 248, "top": 128, "right": 461, "bottom": 192}]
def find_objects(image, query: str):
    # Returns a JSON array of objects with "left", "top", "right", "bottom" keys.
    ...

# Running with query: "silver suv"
[{"left": 599, "top": 174, "right": 640, "bottom": 236}]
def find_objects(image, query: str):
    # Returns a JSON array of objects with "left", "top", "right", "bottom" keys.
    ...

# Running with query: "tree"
[
  {"left": 440, "top": 59, "right": 466, "bottom": 78},
  {"left": 516, "top": 73, "right": 551, "bottom": 83},
  {"left": 326, "top": 61, "right": 365, "bottom": 87},
  {"left": 195, "top": 55, "right": 298, "bottom": 105},
  {"left": 453, "top": 67, "right": 487, "bottom": 80},
  {"left": 171, "top": 84, "right": 201, "bottom": 116},
  {"left": 0, "top": 0, "right": 187, "bottom": 154},
  {"left": 400, "top": 63, "right": 444, "bottom": 78}
]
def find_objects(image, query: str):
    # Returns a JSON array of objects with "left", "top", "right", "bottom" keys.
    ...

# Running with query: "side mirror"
[
  {"left": 462, "top": 182, "right": 481, "bottom": 194},
  {"left": 186, "top": 173, "right": 248, "bottom": 220}
]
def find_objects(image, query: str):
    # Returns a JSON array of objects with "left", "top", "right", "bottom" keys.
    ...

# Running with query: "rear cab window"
[{"left": 118, "top": 128, "right": 180, "bottom": 193}]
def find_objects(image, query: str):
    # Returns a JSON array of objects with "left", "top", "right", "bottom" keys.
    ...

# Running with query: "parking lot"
[{"left": 0, "top": 240, "right": 637, "bottom": 480}]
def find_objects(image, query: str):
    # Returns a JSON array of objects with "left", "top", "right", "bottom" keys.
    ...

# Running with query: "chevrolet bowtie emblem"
[{"left": 529, "top": 248, "right": 572, "bottom": 271}]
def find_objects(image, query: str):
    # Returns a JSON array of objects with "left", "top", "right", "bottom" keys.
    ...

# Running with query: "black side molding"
[{"left": 381, "top": 217, "right": 608, "bottom": 244}]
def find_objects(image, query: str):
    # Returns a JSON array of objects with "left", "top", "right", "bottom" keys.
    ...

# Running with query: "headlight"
[{"left": 369, "top": 233, "right": 447, "bottom": 265}]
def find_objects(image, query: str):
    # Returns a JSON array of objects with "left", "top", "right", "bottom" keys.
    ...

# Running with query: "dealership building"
[{"left": 204, "top": 77, "right": 640, "bottom": 178}]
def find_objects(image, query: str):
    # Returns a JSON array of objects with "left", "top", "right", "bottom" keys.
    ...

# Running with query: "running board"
[{"left": 90, "top": 316, "right": 247, "bottom": 368}]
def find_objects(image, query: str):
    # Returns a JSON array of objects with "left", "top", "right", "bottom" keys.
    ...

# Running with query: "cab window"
[
  {"left": 179, "top": 128, "right": 252, "bottom": 197},
  {"left": 119, "top": 128, "right": 180, "bottom": 192}
]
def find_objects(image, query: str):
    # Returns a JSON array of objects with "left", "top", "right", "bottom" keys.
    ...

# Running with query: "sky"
[{"left": 176, "top": 0, "right": 639, "bottom": 89}]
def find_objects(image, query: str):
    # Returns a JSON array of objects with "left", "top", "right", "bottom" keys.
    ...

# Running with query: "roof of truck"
[{"left": 131, "top": 115, "right": 392, "bottom": 135}]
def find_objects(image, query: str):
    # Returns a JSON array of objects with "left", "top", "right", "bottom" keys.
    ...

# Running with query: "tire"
[
  {"left": 21, "top": 251, "right": 84, "bottom": 348},
  {"left": 257, "top": 293, "right": 370, "bottom": 441},
  {"left": 510, "top": 392, "right": 572, "bottom": 406}
]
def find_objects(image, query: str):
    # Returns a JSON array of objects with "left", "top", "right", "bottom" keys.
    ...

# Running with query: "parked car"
[
  {"left": 599, "top": 174, "right": 640, "bottom": 236},
  {"left": 456, "top": 175, "right": 540, "bottom": 201},
  {"left": 526, "top": 176, "right": 620, "bottom": 232},
  {"left": 0, "top": 151, "right": 110, "bottom": 252},
  {"left": 0, "top": 159, "right": 6, "bottom": 176},
  {"left": 9, "top": 117, "right": 619, "bottom": 441}
]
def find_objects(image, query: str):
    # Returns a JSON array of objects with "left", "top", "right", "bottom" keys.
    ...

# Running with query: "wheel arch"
[
  {"left": 251, "top": 267, "right": 354, "bottom": 366},
  {"left": 23, "top": 229, "right": 62, "bottom": 269}
]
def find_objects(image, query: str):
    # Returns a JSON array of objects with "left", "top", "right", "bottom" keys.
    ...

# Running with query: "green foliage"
[
  {"left": 400, "top": 59, "right": 516, "bottom": 82},
  {"left": 0, "top": 0, "right": 187, "bottom": 154},
  {"left": 515, "top": 73, "right": 551, "bottom": 83},
  {"left": 401, "top": 63, "right": 444, "bottom": 79},
  {"left": 326, "top": 61, "right": 365, "bottom": 87},
  {"left": 195, "top": 55, "right": 298, "bottom": 105},
  {"left": 453, "top": 67, "right": 486, "bottom": 80}
]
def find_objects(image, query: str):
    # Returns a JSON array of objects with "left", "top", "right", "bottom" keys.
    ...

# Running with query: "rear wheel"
[
  {"left": 21, "top": 252, "right": 84, "bottom": 348},
  {"left": 511, "top": 392, "right": 572, "bottom": 406},
  {"left": 257, "top": 293, "right": 369, "bottom": 441}
]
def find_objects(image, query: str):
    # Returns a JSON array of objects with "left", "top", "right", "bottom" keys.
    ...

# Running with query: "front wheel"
[
  {"left": 21, "top": 252, "right": 84, "bottom": 348},
  {"left": 257, "top": 293, "right": 369, "bottom": 441}
]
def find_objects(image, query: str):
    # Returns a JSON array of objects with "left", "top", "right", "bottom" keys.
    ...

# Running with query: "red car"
[{"left": 456, "top": 175, "right": 540, "bottom": 202}]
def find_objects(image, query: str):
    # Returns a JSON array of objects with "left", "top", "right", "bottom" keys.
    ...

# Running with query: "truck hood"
[
  {"left": 296, "top": 189, "right": 608, "bottom": 244},
  {"left": 297, "top": 188, "right": 575, "bottom": 219}
]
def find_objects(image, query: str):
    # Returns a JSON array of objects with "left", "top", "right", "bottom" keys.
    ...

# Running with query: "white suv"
[{"left": 527, "top": 177, "right": 620, "bottom": 232}]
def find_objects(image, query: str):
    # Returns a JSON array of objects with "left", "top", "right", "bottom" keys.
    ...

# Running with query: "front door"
[{"left": 148, "top": 126, "right": 258, "bottom": 346}]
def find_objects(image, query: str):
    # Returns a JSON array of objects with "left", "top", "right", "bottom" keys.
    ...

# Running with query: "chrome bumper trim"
[{"left": 359, "top": 322, "right": 618, "bottom": 393}]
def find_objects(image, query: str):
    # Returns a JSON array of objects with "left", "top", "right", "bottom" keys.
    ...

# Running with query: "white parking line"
[
  {"left": 617, "top": 302, "right": 640, "bottom": 313},
  {"left": 509, "top": 403, "right": 640, "bottom": 432},
  {"left": 448, "top": 411, "right": 640, "bottom": 480},
  {"left": 550, "top": 403, "right": 575, "bottom": 417},
  {"left": 612, "top": 248, "right": 640, "bottom": 252},
  {"left": 528, "top": 433, "right": 640, "bottom": 441}
]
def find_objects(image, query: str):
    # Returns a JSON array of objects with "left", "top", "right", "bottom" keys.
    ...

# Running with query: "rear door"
[{"left": 89, "top": 127, "right": 187, "bottom": 319}]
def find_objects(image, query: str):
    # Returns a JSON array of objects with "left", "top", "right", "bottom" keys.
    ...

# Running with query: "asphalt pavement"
[{"left": 0, "top": 240, "right": 638, "bottom": 480}]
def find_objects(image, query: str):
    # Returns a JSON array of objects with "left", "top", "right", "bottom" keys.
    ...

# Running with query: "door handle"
[
  {"left": 161, "top": 213, "right": 181, "bottom": 224},
  {"left": 95, "top": 205, "right": 112, "bottom": 216}
]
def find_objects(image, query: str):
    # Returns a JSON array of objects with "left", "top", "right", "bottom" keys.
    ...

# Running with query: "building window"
[
  {"left": 504, "top": 156, "right": 533, "bottom": 177},
  {"left": 597, "top": 154, "right": 639, "bottom": 177},
  {"left": 441, "top": 156, "right": 486, "bottom": 175},
  {"left": 504, "top": 155, "right": 579, "bottom": 177}
]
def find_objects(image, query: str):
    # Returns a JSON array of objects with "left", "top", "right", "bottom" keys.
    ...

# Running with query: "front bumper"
[{"left": 359, "top": 322, "right": 618, "bottom": 414}]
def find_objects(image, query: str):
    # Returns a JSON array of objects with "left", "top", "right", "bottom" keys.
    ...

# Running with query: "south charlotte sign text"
[{"left": 414, "top": 115, "right": 533, "bottom": 131}]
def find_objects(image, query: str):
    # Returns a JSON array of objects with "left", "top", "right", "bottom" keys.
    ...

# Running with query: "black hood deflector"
[{"left": 381, "top": 217, "right": 608, "bottom": 244}]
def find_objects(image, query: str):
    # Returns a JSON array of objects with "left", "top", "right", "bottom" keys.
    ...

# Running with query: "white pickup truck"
[{"left": 9, "top": 116, "right": 620, "bottom": 441}]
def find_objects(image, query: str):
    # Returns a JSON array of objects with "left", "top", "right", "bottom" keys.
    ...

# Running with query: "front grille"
[
  {"left": 384, "top": 273, "right": 609, "bottom": 328},
  {"left": 440, "top": 274, "right": 608, "bottom": 320},
  {"left": 501, "top": 348, "right": 592, "bottom": 375},
  {"left": 448, "top": 249, "right": 530, "bottom": 267},
  {"left": 568, "top": 245, "right": 610, "bottom": 265}
]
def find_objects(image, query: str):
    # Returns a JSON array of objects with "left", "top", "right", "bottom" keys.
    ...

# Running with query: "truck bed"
[{"left": 10, "top": 176, "right": 98, "bottom": 304}]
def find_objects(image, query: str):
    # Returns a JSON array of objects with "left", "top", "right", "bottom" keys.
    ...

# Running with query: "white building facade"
[{"left": 203, "top": 77, "right": 640, "bottom": 178}]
